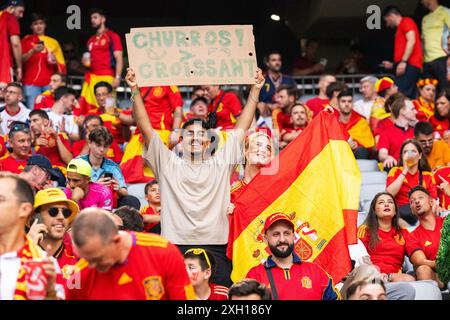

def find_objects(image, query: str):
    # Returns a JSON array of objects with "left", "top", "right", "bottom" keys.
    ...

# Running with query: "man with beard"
[
  {"left": 66, "top": 208, "right": 196, "bottom": 300},
  {"left": 27, "top": 188, "right": 80, "bottom": 282},
  {"left": 245, "top": 213, "right": 339, "bottom": 300},
  {"left": 258, "top": 52, "right": 297, "bottom": 117},
  {"left": 280, "top": 104, "right": 311, "bottom": 148},
  {"left": 408, "top": 186, "right": 446, "bottom": 288},
  {"left": 78, "top": 8, "right": 123, "bottom": 115},
  {"left": 336, "top": 90, "right": 374, "bottom": 159},
  {"left": 414, "top": 121, "right": 450, "bottom": 171}
]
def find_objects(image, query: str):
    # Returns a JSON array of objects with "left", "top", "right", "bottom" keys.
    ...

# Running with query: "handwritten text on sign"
[{"left": 126, "top": 25, "right": 257, "bottom": 86}]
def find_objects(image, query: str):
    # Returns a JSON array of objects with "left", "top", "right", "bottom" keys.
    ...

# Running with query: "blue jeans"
[{"left": 23, "top": 85, "right": 50, "bottom": 109}]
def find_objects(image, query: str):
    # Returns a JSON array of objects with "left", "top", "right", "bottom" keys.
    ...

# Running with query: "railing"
[{"left": 67, "top": 73, "right": 394, "bottom": 110}]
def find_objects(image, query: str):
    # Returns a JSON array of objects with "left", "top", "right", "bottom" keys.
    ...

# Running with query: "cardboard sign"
[{"left": 126, "top": 25, "right": 257, "bottom": 86}]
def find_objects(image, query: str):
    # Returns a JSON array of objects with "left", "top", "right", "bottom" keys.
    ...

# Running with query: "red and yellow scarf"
[{"left": 13, "top": 237, "right": 44, "bottom": 300}]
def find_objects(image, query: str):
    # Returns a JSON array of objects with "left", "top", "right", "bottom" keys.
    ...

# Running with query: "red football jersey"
[
  {"left": 87, "top": 29, "right": 122, "bottom": 76},
  {"left": 386, "top": 167, "right": 437, "bottom": 207},
  {"left": 21, "top": 35, "right": 57, "bottom": 86},
  {"left": 54, "top": 233, "right": 79, "bottom": 286},
  {"left": 208, "top": 283, "right": 228, "bottom": 300},
  {"left": 140, "top": 205, "right": 160, "bottom": 232},
  {"left": 34, "top": 133, "right": 72, "bottom": 167},
  {"left": 410, "top": 216, "right": 444, "bottom": 261},
  {"left": 246, "top": 254, "right": 339, "bottom": 300},
  {"left": 34, "top": 91, "right": 55, "bottom": 110},
  {"left": 377, "top": 125, "right": 414, "bottom": 161},
  {"left": 0, "top": 135, "right": 6, "bottom": 158},
  {"left": 66, "top": 232, "right": 196, "bottom": 300},
  {"left": 429, "top": 115, "right": 450, "bottom": 139},
  {"left": 208, "top": 90, "right": 242, "bottom": 130},
  {"left": 136, "top": 86, "right": 183, "bottom": 131},
  {"left": 272, "top": 108, "right": 293, "bottom": 132},
  {"left": 0, "top": 155, "right": 29, "bottom": 174},
  {"left": 305, "top": 97, "right": 329, "bottom": 117},
  {"left": 434, "top": 167, "right": 450, "bottom": 209},
  {"left": 357, "top": 225, "right": 420, "bottom": 274}
]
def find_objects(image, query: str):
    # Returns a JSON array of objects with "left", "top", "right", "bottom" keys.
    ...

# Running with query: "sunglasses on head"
[
  {"left": 47, "top": 207, "right": 72, "bottom": 219},
  {"left": 185, "top": 248, "right": 211, "bottom": 269},
  {"left": 10, "top": 122, "right": 30, "bottom": 133}
]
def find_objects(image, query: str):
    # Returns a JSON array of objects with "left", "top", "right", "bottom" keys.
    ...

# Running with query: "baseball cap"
[
  {"left": 263, "top": 212, "right": 295, "bottom": 234},
  {"left": 66, "top": 158, "right": 92, "bottom": 177},
  {"left": 34, "top": 188, "right": 80, "bottom": 223},
  {"left": 27, "top": 155, "right": 60, "bottom": 181},
  {"left": 374, "top": 77, "right": 394, "bottom": 93}
]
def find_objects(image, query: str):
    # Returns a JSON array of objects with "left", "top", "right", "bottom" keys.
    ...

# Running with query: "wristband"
[{"left": 130, "top": 87, "right": 140, "bottom": 102}]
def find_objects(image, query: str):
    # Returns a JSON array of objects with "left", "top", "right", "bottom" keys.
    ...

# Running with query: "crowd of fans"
[{"left": 0, "top": 0, "right": 450, "bottom": 301}]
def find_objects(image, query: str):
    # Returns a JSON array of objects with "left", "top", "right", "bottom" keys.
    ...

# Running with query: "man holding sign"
[{"left": 125, "top": 66, "right": 264, "bottom": 287}]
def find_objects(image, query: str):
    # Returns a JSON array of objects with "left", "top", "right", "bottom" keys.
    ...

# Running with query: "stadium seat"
[
  {"left": 127, "top": 183, "right": 147, "bottom": 209},
  {"left": 359, "top": 183, "right": 386, "bottom": 212},
  {"left": 356, "top": 159, "right": 380, "bottom": 172},
  {"left": 409, "top": 280, "right": 442, "bottom": 300},
  {"left": 361, "top": 171, "right": 387, "bottom": 185}
]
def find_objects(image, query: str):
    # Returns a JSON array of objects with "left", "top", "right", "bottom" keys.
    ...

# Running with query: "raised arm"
[
  {"left": 235, "top": 68, "right": 265, "bottom": 140},
  {"left": 125, "top": 68, "right": 154, "bottom": 148}
]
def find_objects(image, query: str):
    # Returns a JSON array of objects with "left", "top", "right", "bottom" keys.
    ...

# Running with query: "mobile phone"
[
  {"left": 103, "top": 172, "right": 113, "bottom": 179},
  {"left": 35, "top": 213, "right": 44, "bottom": 224}
]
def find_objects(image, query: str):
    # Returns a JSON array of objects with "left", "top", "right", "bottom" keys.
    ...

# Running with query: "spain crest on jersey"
[
  {"left": 301, "top": 276, "right": 312, "bottom": 289},
  {"left": 143, "top": 276, "right": 165, "bottom": 300}
]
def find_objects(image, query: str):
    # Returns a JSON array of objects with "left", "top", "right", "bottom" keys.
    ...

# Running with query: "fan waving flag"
[{"left": 228, "top": 111, "right": 361, "bottom": 283}]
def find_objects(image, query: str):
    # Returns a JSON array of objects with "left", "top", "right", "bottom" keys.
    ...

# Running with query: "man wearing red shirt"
[
  {"left": 27, "top": 188, "right": 80, "bottom": 285},
  {"left": 305, "top": 74, "right": 336, "bottom": 117},
  {"left": 29, "top": 110, "right": 73, "bottom": 169},
  {"left": 140, "top": 180, "right": 161, "bottom": 233},
  {"left": 0, "top": 0, "right": 24, "bottom": 84},
  {"left": 34, "top": 72, "right": 67, "bottom": 110},
  {"left": 0, "top": 121, "right": 31, "bottom": 173},
  {"left": 203, "top": 85, "right": 242, "bottom": 130},
  {"left": 78, "top": 8, "right": 123, "bottom": 115},
  {"left": 377, "top": 95, "right": 417, "bottom": 170},
  {"left": 66, "top": 209, "right": 196, "bottom": 300},
  {"left": 245, "top": 212, "right": 339, "bottom": 300},
  {"left": 408, "top": 186, "right": 446, "bottom": 288},
  {"left": 21, "top": 13, "right": 66, "bottom": 109},
  {"left": 336, "top": 90, "right": 374, "bottom": 159},
  {"left": 272, "top": 85, "right": 297, "bottom": 134},
  {"left": 382, "top": 6, "right": 423, "bottom": 98}
]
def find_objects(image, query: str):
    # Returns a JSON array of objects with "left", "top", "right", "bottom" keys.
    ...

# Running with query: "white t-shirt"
[
  {"left": 47, "top": 111, "right": 79, "bottom": 137},
  {"left": 353, "top": 99, "right": 374, "bottom": 121},
  {"left": 0, "top": 106, "right": 31, "bottom": 135},
  {"left": 145, "top": 131, "right": 243, "bottom": 245}
]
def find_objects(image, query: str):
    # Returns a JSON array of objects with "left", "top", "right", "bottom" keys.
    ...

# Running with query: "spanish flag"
[
  {"left": 341, "top": 111, "right": 375, "bottom": 149},
  {"left": 0, "top": 11, "right": 14, "bottom": 83},
  {"left": 77, "top": 73, "right": 114, "bottom": 116},
  {"left": 120, "top": 131, "right": 171, "bottom": 183},
  {"left": 228, "top": 111, "right": 360, "bottom": 283},
  {"left": 38, "top": 35, "right": 66, "bottom": 74}
]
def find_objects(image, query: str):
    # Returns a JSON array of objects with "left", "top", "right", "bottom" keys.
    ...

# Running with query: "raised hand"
[{"left": 125, "top": 68, "right": 137, "bottom": 89}]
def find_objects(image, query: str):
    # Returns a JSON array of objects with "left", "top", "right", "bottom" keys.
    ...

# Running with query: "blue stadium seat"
[
  {"left": 127, "top": 183, "right": 147, "bottom": 209},
  {"left": 356, "top": 159, "right": 380, "bottom": 172},
  {"left": 361, "top": 171, "right": 387, "bottom": 185}
]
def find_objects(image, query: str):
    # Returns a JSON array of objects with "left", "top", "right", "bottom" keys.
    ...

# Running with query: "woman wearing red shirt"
[
  {"left": 429, "top": 89, "right": 450, "bottom": 141},
  {"left": 358, "top": 192, "right": 420, "bottom": 282},
  {"left": 386, "top": 139, "right": 437, "bottom": 226}
]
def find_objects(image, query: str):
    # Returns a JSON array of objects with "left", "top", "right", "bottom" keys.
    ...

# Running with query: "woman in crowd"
[
  {"left": 357, "top": 192, "right": 418, "bottom": 283},
  {"left": 413, "top": 78, "right": 438, "bottom": 122},
  {"left": 386, "top": 139, "right": 437, "bottom": 226}
]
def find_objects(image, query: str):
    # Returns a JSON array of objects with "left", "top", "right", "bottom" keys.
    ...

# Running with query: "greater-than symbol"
[{"left": 179, "top": 50, "right": 195, "bottom": 62}]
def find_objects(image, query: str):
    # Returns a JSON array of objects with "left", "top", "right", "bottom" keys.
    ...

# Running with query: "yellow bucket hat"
[{"left": 34, "top": 188, "right": 80, "bottom": 222}]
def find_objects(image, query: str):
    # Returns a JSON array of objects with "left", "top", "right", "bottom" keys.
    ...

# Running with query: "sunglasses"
[
  {"left": 185, "top": 248, "right": 211, "bottom": 269},
  {"left": 47, "top": 207, "right": 72, "bottom": 219}
]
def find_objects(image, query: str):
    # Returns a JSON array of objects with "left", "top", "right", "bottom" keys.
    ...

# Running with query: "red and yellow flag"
[
  {"left": 0, "top": 11, "right": 14, "bottom": 83},
  {"left": 39, "top": 35, "right": 66, "bottom": 74},
  {"left": 120, "top": 131, "right": 170, "bottom": 183},
  {"left": 344, "top": 111, "right": 375, "bottom": 149},
  {"left": 76, "top": 73, "right": 114, "bottom": 116},
  {"left": 228, "top": 111, "right": 360, "bottom": 283}
]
